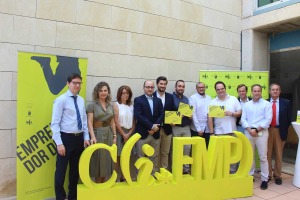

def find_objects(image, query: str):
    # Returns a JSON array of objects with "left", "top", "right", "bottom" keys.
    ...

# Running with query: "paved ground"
[{"left": 232, "top": 172, "right": 300, "bottom": 200}]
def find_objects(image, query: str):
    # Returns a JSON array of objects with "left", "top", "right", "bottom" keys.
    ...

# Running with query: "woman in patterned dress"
[{"left": 87, "top": 81, "right": 116, "bottom": 183}]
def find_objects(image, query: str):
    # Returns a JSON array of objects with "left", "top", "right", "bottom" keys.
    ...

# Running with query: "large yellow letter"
[{"left": 79, "top": 143, "right": 117, "bottom": 189}]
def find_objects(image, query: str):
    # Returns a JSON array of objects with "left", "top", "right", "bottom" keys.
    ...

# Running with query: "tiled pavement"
[{"left": 233, "top": 172, "right": 300, "bottom": 200}]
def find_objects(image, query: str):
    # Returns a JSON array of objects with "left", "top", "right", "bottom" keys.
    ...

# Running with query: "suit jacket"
[
  {"left": 270, "top": 98, "right": 292, "bottom": 141},
  {"left": 134, "top": 94, "right": 164, "bottom": 139},
  {"left": 153, "top": 91, "right": 175, "bottom": 135}
]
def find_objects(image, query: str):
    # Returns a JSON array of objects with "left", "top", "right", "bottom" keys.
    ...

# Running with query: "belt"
[
  {"left": 61, "top": 132, "right": 83, "bottom": 136},
  {"left": 93, "top": 121, "right": 110, "bottom": 128},
  {"left": 270, "top": 125, "right": 280, "bottom": 128},
  {"left": 215, "top": 133, "right": 235, "bottom": 136}
]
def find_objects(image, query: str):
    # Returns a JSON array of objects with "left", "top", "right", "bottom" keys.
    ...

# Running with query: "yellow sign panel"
[
  {"left": 164, "top": 111, "right": 182, "bottom": 124},
  {"left": 78, "top": 132, "right": 253, "bottom": 199},
  {"left": 17, "top": 52, "right": 87, "bottom": 200},
  {"left": 209, "top": 105, "right": 226, "bottom": 118},
  {"left": 178, "top": 102, "right": 194, "bottom": 117},
  {"left": 200, "top": 71, "right": 269, "bottom": 99}
]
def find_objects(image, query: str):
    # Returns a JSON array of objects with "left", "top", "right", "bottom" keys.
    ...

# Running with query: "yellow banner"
[
  {"left": 17, "top": 52, "right": 87, "bottom": 200},
  {"left": 199, "top": 71, "right": 269, "bottom": 99}
]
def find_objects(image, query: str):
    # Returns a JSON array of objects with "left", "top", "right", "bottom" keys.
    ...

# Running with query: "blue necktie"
[
  {"left": 72, "top": 96, "right": 82, "bottom": 130},
  {"left": 146, "top": 96, "right": 154, "bottom": 115}
]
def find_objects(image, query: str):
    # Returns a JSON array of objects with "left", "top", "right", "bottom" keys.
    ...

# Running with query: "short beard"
[{"left": 158, "top": 88, "right": 165, "bottom": 93}]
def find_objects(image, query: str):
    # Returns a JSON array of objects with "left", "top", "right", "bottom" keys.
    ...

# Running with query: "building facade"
[{"left": 1, "top": 0, "right": 299, "bottom": 197}]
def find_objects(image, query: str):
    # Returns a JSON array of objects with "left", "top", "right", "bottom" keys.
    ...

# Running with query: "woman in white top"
[{"left": 113, "top": 85, "right": 135, "bottom": 182}]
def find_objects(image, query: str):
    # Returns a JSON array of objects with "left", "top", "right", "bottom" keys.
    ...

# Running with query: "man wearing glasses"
[
  {"left": 51, "top": 73, "right": 90, "bottom": 200},
  {"left": 208, "top": 81, "right": 242, "bottom": 173},
  {"left": 134, "top": 80, "right": 164, "bottom": 174}
]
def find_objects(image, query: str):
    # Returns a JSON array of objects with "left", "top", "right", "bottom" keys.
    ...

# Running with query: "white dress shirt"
[
  {"left": 241, "top": 98, "right": 272, "bottom": 129},
  {"left": 269, "top": 97, "right": 279, "bottom": 125},
  {"left": 51, "top": 90, "right": 89, "bottom": 145},
  {"left": 189, "top": 93, "right": 212, "bottom": 132}
]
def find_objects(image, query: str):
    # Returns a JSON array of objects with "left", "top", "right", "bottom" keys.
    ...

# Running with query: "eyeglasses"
[
  {"left": 216, "top": 88, "right": 225, "bottom": 92},
  {"left": 144, "top": 86, "right": 155, "bottom": 89},
  {"left": 71, "top": 81, "right": 83, "bottom": 86}
]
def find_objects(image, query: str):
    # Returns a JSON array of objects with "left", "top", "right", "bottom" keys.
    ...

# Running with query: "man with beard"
[
  {"left": 172, "top": 80, "right": 191, "bottom": 174},
  {"left": 153, "top": 76, "right": 175, "bottom": 170},
  {"left": 189, "top": 82, "right": 212, "bottom": 148},
  {"left": 241, "top": 84, "right": 272, "bottom": 190}
]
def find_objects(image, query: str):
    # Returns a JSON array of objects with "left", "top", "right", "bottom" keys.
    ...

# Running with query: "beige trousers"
[
  {"left": 158, "top": 128, "right": 172, "bottom": 169},
  {"left": 268, "top": 127, "right": 285, "bottom": 178}
]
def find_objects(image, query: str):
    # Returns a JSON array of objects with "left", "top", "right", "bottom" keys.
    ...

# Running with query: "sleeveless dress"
[
  {"left": 86, "top": 102, "right": 114, "bottom": 178},
  {"left": 115, "top": 102, "right": 135, "bottom": 156}
]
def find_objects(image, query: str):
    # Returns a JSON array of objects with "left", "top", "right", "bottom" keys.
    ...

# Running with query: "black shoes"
[
  {"left": 270, "top": 175, "right": 283, "bottom": 185},
  {"left": 260, "top": 181, "right": 268, "bottom": 190},
  {"left": 275, "top": 177, "right": 282, "bottom": 185}
]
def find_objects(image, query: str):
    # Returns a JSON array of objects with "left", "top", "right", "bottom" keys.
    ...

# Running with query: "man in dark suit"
[
  {"left": 268, "top": 83, "right": 292, "bottom": 185},
  {"left": 153, "top": 76, "right": 174, "bottom": 170},
  {"left": 134, "top": 80, "right": 164, "bottom": 173}
]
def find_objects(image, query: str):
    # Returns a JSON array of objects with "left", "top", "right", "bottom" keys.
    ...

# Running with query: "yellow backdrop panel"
[
  {"left": 17, "top": 52, "right": 87, "bottom": 200},
  {"left": 199, "top": 71, "right": 269, "bottom": 99}
]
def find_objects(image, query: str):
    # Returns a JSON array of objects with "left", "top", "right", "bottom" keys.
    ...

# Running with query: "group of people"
[{"left": 50, "top": 73, "right": 291, "bottom": 200}]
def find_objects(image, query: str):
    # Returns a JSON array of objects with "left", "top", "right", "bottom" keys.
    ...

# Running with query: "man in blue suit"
[
  {"left": 134, "top": 80, "right": 164, "bottom": 173},
  {"left": 268, "top": 83, "right": 292, "bottom": 185},
  {"left": 153, "top": 76, "right": 175, "bottom": 170}
]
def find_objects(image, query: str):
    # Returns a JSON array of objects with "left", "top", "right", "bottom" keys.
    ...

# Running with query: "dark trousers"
[
  {"left": 190, "top": 129, "right": 210, "bottom": 149},
  {"left": 55, "top": 133, "right": 84, "bottom": 200}
]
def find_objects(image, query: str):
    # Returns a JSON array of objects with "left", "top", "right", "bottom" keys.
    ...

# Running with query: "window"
[
  {"left": 258, "top": 0, "right": 280, "bottom": 7},
  {"left": 254, "top": 0, "right": 298, "bottom": 15}
]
